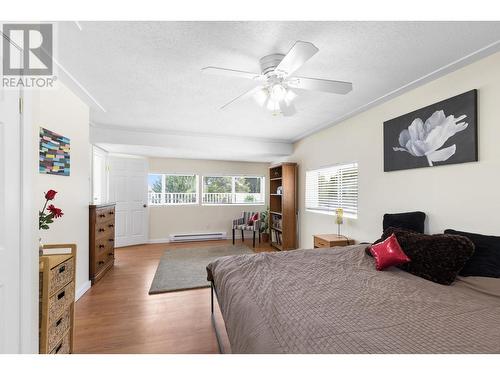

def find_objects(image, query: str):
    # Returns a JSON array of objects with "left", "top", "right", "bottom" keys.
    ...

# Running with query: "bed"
[{"left": 206, "top": 244, "right": 500, "bottom": 354}]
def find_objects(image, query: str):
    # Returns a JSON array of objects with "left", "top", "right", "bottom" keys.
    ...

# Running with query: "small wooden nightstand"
[{"left": 313, "top": 234, "right": 354, "bottom": 248}]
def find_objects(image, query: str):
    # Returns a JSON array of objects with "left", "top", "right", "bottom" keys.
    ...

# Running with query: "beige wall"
[
  {"left": 148, "top": 158, "right": 269, "bottom": 240},
  {"left": 288, "top": 51, "right": 500, "bottom": 248},
  {"left": 34, "top": 82, "right": 90, "bottom": 295}
]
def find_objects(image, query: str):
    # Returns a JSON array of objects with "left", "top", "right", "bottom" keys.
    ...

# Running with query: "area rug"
[{"left": 148, "top": 244, "right": 253, "bottom": 294}]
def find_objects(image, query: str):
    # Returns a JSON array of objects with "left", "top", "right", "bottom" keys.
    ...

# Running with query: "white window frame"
[
  {"left": 148, "top": 173, "right": 199, "bottom": 206},
  {"left": 201, "top": 175, "right": 266, "bottom": 206},
  {"left": 305, "top": 162, "right": 358, "bottom": 218}
]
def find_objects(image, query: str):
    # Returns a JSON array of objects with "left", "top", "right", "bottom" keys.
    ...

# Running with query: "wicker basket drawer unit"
[
  {"left": 39, "top": 244, "right": 76, "bottom": 354},
  {"left": 47, "top": 308, "right": 72, "bottom": 351},
  {"left": 48, "top": 281, "right": 74, "bottom": 323},
  {"left": 48, "top": 257, "right": 74, "bottom": 295},
  {"left": 90, "top": 203, "right": 116, "bottom": 285},
  {"left": 49, "top": 331, "right": 71, "bottom": 354}
]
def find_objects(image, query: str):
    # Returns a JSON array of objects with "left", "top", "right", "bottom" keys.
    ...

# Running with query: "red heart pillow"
[{"left": 369, "top": 233, "right": 411, "bottom": 271}]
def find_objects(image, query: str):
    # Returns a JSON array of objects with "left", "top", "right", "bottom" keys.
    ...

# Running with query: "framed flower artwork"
[{"left": 383, "top": 90, "right": 478, "bottom": 172}]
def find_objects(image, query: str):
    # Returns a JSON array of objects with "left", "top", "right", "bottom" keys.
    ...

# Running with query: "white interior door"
[
  {"left": 108, "top": 156, "right": 149, "bottom": 247},
  {"left": 0, "top": 28, "right": 37, "bottom": 353}
]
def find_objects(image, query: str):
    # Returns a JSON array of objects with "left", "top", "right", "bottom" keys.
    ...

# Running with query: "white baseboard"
[
  {"left": 75, "top": 280, "right": 91, "bottom": 302},
  {"left": 148, "top": 238, "right": 170, "bottom": 244}
]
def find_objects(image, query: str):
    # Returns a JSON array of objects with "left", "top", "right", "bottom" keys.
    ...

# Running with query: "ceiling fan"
[{"left": 202, "top": 41, "right": 353, "bottom": 116}]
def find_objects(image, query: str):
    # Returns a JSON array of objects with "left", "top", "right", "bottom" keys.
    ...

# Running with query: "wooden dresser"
[
  {"left": 313, "top": 234, "right": 355, "bottom": 248},
  {"left": 39, "top": 244, "right": 76, "bottom": 354},
  {"left": 89, "top": 203, "right": 116, "bottom": 285}
]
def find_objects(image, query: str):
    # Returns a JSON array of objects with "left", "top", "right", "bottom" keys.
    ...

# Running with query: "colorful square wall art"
[{"left": 39, "top": 127, "right": 71, "bottom": 176}]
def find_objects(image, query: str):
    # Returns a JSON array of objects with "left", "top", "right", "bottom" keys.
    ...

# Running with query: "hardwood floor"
[{"left": 74, "top": 239, "right": 274, "bottom": 354}]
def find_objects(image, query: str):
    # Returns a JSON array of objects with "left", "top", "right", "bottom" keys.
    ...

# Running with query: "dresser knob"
[
  {"left": 108, "top": 252, "right": 113, "bottom": 256},
  {"left": 99, "top": 214, "right": 105, "bottom": 218},
  {"left": 108, "top": 224, "right": 114, "bottom": 228},
  {"left": 109, "top": 211, "right": 114, "bottom": 215},
  {"left": 108, "top": 238, "right": 114, "bottom": 242},
  {"left": 98, "top": 244, "right": 104, "bottom": 248},
  {"left": 98, "top": 261, "right": 104, "bottom": 265},
  {"left": 98, "top": 228, "right": 105, "bottom": 232}
]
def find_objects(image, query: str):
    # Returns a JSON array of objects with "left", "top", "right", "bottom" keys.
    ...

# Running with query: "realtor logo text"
[{"left": 2, "top": 23, "right": 57, "bottom": 89}]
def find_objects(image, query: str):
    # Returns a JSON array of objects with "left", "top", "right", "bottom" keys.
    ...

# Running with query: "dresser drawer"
[
  {"left": 47, "top": 307, "right": 71, "bottom": 352},
  {"left": 95, "top": 238, "right": 114, "bottom": 254},
  {"left": 49, "top": 330, "right": 71, "bottom": 354},
  {"left": 96, "top": 250, "right": 113, "bottom": 269},
  {"left": 96, "top": 207, "right": 115, "bottom": 222},
  {"left": 49, "top": 257, "right": 74, "bottom": 296},
  {"left": 48, "top": 282, "right": 74, "bottom": 324}
]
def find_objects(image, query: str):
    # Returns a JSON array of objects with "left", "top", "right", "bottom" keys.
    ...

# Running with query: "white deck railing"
[
  {"left": 202, "top": 192, "right": 263, "bottom": 204},
  {"left": 148, "top": 192, "right": 198, "bottom": 205},
  {"left": 148, "top": 192, "right": 263, "bottom": 205}
]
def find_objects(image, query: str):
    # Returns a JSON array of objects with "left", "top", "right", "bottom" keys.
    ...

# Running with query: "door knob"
[{"left": 143, "top": 204, "right": 147, "bottom": 208}]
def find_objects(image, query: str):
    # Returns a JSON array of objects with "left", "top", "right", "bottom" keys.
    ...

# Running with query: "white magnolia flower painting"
[
  {"left": 383, "top": 90, "right": 478, "bottom": 172},
  {"left": 393, "top": 110, "right": 468, "bottom": 167}
]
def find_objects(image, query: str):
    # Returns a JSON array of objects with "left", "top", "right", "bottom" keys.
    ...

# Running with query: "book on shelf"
[{"left": 271, "top": 229, "right": 282, "bottom": 245}]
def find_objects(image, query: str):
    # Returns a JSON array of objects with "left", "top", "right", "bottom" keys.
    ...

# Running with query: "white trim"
[
  {"left": 19, "top": 90, "right": 38, "bottom": 354},
  {"left": 75, "top": 280, "right": 91, "bottom": 302},
  {"left": 148, "top": 233, "right": 250, "bottom": 244},
  {"left": 291, "top": 39, "right": 500, "bottom": 142},
  {"left": 148, "top": 238, "right": 170, "bottom": 244},
  {"left": 54, "top": 57, "right": 107, "bottom": 113},
  {"left": 91, "top": 122, "right": 291, "bottom": 144}
]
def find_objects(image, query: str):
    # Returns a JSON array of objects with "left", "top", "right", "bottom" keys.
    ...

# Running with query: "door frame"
[
  {"left": 19, "top": 90, "right": 38, "bottom": 353},
  {"left": 0, "top": 27, "right": 38, "bottom": 353}
]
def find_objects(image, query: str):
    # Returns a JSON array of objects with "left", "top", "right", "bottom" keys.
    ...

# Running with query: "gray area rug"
[{"left": 149, "top": 244, "right": 253, "bottom": 294}]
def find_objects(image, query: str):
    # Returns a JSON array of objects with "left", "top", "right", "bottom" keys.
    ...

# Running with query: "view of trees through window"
[
  {"left": 148, "top": 174, "right": 265, "bottom": 205},
  {"left": 202, "top": 176, "right": 264, "bottom": 204},
  {"left": 148, "top": 174, "right": 198, "bottom": 205}
]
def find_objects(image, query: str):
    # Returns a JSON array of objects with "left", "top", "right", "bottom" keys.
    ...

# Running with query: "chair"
[{"left": 232, "top": 211, "right": 261, "bottom": 247}]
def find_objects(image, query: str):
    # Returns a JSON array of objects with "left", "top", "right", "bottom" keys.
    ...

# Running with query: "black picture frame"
[{"left": 383, "top": 90, "right": 478, "bottom": 172}]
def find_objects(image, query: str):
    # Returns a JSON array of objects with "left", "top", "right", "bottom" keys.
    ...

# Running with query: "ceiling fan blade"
[
  {"left": 274, "top": 41, "right": 319, "bottom": 77},
  {"left": 220, "top": 86, "right": 263, "bottom": 110},
  {"left": 288, "top": 76, "right": 353, "bottom": 95},
  {"left": 278, "top": 100, "right": 296, "bottom": 117},
  {"left": 202, "top": 66, "right": 263, "bottom": 81}
]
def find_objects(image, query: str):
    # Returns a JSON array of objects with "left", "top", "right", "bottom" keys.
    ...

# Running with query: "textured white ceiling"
[{"left": 58, "top": 21, "right": 500, "bottom": 145}]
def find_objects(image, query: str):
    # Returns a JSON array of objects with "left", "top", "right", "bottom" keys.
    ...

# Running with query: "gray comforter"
[{"left": 206, "top": 245, "right": 500, "bottom": 353}]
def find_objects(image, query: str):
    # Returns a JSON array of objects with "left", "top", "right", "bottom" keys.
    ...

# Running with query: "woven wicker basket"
[{"left": 49, "top": 258, "right": 74, "bottom": 296}]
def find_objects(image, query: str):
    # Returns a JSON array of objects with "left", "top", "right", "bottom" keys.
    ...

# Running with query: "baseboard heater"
[{"left": 169, "top": 232, "right": 227, "bottom": 242}]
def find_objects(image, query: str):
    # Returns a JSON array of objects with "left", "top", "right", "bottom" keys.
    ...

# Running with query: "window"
[
  {"left": 148, "top": 174, "right": 198, "bottom": 205},
  {"left": 305, "top": 163, "right": 358, "bottom": 217},
  {"left": 202, "top": 176, "right": 265, "bottom": 205}
]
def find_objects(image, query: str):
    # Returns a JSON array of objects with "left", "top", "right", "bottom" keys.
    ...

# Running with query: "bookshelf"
[{"left": 269, "top": 162, "right": 297, "bottom": 251}]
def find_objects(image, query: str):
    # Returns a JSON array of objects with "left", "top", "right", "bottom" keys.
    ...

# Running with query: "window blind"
[{"left": 305, "top": 162, "right": 358, "bottom": 216}]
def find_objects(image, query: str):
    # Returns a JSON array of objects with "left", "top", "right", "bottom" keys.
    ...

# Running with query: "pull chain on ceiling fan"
[{"left": 202, "top": 41, "right": 353, "bottom": 116}]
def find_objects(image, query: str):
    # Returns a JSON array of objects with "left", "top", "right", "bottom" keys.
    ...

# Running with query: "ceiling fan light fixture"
[
  {"left": 284, "top": 89, "right": 297, "bottom": 105},
  {"left": 270, "top": 83, "right": 287, "bottom": 102},
  {"left": 266, "top": 98, "right": 278, "bottom": 112},
  {"left": 254, "top": 88, "right": 269, "bottom": 107},
  {"left": 204, "top": 40, "right": 353, "bottom": 116}
]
